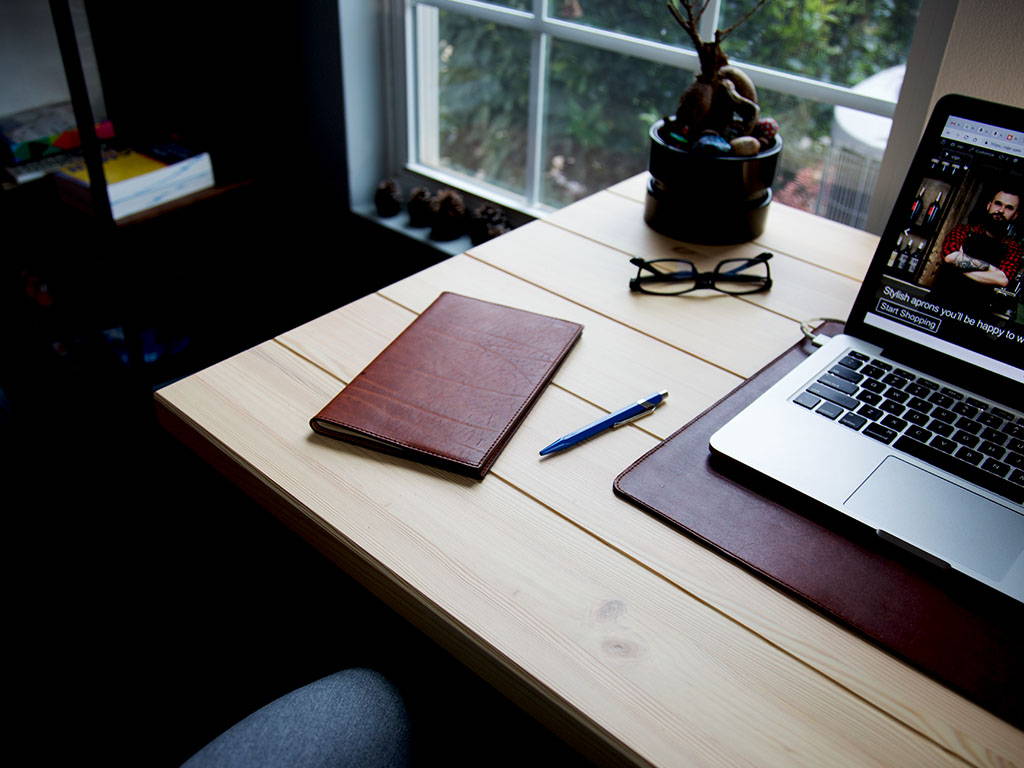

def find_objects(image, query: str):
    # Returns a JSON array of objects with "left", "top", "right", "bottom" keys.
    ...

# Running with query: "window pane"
[
  {"left": 544, "top": 38, "right": 683, "bottom": 207},
  {"left": 433, "top": 11, "right": 531, "bottom": 195},
  {"left": 756, "top": 89, "right": 834, "bottom": 215},
  {"left": 719, "top": 0, "right": 921, "bottom": 88},
  {"left": 551, "top": 1, "right": 683, "bottom": 45},
  {"left": 415, "top": 3, "right": 913, "bottom": 228},
  {"left": 757, "top": 85, "right": 889, "bottom": 230}
]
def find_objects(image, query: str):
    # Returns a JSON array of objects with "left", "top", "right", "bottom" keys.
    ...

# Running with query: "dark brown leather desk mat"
[{"left": 614, "top": 323, "right": 1023, "bottom": 728}]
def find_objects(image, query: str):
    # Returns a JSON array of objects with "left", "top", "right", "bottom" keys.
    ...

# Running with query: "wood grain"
[
  {"left": 543, "top": 190, "right": 863, "bottom": 323},
  {"left": 468, "top": 218, "right": 801, "bottom": 378},
  {"left": 606, "top": 173, "right": 879, "bottom": 283},
  {"left": 276, "top": 285, "right": 1024, "bottom": 768},
  {"left": 157, "top": 341, "right": 973, "bottom": 767},
  {"left": 156, "top": 175, "right": 1024, "bottom": 768}
]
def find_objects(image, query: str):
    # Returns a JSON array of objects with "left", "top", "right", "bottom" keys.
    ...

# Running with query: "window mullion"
[
  {"left": 698, "top": 0, "right": 722, "bottom": 43},
  {"left": 414, "top": 3, "right": 441, "bottom": 167},
  {"left": 525, "top": 27, "right": 548, "bottom": 208}
]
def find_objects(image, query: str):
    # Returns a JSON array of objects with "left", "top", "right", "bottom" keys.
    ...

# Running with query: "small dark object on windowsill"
[
  {"left": 374, "top": 179, "right": 403, "bottom": 217},
  {"left": 469, "top": 204, "right": 511, "bottom": 245},
  {"left": 407, "top": 186, "right": 433, "bottom": 227},
  {"left": 430, "top": 188, "right": 467, "bottom": 241}
]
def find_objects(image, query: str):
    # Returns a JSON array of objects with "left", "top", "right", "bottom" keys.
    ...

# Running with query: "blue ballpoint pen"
[{"left": 539, "top": 391, "right": 668, "bottom": 455}]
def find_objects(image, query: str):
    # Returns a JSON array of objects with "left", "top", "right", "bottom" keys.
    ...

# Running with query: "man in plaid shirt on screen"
[{"left": 941, "top": 188, "right": 1022, "bottom": 287}]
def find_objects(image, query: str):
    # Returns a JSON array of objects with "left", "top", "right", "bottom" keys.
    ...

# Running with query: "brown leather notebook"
[
  {"left": 614, "top": 323, "right": 1023, "bottom": 727},
  {"left": 311, "top": 292, "right": 583, "bottom": 479}
]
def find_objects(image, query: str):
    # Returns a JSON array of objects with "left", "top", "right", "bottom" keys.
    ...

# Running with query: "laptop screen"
[{"left": 855, "top": 96, "right": 1024, "bottom": 390}]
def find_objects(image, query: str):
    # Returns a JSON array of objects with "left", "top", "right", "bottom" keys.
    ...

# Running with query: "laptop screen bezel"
[{"left": 843, "top": 93, "right": 1024, "bottom": 406}]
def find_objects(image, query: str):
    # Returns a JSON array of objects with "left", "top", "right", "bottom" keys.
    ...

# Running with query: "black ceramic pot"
[{"left": 644, "top": 118, "right": 782, "bottom": 244}]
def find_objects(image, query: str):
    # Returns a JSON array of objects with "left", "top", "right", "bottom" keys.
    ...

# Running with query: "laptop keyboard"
[{"left": 792, "top": 350, "right": 1024, "bottom": 504}]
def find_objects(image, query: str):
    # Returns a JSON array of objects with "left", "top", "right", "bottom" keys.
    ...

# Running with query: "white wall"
[
  {"left": 931, "top": 0, "right": 1024, "bottom": 110},
  {"left": 339, "top": 1, "right": 389, "bottom": 211},
  {"left": 868, "top": 0, "right": 1024, "bottom": 232},
  {"left": 1, "top": 1, "right": 68, "bottom": 116},
  {"left": 0, "top": 0, "right": 105, "bottom": 119}
]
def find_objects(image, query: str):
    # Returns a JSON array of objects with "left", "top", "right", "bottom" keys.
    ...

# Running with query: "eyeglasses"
[{"left": 628, "top": 252, "right": 773, "bottom": 295}]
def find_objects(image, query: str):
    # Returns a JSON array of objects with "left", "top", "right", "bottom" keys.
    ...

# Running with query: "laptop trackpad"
[{"left": 845, "top": 457, "right": 1024, "bottom": 580}]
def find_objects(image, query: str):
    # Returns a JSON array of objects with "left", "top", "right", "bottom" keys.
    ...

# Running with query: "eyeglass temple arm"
[
  {"left": 717, "top": 252, "right": 773, "bottom": 281},
  {"left": 630, "top": 258, "right": 697, "bottom": 278},
  {"left": 715, "top": 272, "right": 771, "bottom": 283}
]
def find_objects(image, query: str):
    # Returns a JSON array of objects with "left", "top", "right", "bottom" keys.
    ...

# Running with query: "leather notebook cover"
[
  {"left": 614, "top": 323, "right": 1023, "bottom": 727},
  {"left": 311, "top": 292, "right": 583, "bottom": 479}
]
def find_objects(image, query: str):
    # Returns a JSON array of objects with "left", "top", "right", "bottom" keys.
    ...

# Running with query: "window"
[{"left": 350, "top": 1, "right": 941, "bottom": 231}]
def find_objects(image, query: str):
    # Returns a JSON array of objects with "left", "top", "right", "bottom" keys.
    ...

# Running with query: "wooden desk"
[{"left": 156, "top": 174, "right": 1023, "bottom": 767}]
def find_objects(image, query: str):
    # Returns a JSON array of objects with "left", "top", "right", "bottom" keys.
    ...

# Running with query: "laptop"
[{"left": 710, "top": 94, "right": 1024, "bottom": 603}]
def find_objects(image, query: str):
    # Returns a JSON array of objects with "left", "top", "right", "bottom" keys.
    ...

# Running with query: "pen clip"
[
  {"left": 611, "top": 394, "right": 664, "bottom": 427},
  {"left": 612, "top": 409, "right": 652, "bottom": 428}
]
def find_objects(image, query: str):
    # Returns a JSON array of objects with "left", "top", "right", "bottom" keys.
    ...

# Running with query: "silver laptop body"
[{"left": 710, "top": 95, "right": 1024, "bottom": 603}]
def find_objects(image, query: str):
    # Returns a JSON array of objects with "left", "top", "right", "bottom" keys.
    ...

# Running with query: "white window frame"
[{"left": 341, "top": 0, "right": 958, "bottom": 232}]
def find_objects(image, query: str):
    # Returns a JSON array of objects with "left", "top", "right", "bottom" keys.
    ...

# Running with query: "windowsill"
[{"left": 353, "top": 203, "right": 476, "bottom": 257}]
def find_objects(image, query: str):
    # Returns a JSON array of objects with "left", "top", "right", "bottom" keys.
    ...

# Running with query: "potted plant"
[{"left": 644, "top": 0, "right": 782, "bottom": 244}]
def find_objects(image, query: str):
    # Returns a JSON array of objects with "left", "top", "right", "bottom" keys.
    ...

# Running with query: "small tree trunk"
[{"left": 695, "top": 41, "right": 727, "bottom": 83}]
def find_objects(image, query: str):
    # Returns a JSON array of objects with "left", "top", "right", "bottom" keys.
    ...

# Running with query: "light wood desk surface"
[{"left": 156, "top": 174, "right": 1023, "bottom": 767}]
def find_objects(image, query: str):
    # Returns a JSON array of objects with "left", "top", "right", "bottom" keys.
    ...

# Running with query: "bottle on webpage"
[
  {"left": 925, "top": 191, "right": 943, "bottom": 227},
  {"left": 909, "top": 186, "right": 925, "bottom": 223}
]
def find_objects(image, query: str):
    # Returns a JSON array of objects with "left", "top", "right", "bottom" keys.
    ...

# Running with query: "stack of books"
[
  {"left": 54, "top": 144, "right": 215, "bottom": 220},
  {"left": 1, "top": 102, "right": 215, "bottom": 218},
  {"left": 0, "top": 101, "right": 114, "bottom": 184}
]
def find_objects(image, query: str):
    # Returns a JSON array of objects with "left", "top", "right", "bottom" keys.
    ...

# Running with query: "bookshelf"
[
  {"left": 1, "top": 0, "right": 443, "bottom": 403},
  {"left": 2, "top": 6, "right": 454, "bottom": 762}
]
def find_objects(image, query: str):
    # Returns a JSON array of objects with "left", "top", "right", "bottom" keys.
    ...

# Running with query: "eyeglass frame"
[{"left": 628, "top": 252, "right": 773, "bottom": 295}]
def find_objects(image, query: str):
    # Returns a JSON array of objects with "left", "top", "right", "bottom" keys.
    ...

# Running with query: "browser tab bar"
[{"left": 941, "top": 115, "right": 1024, "bottom": 159}]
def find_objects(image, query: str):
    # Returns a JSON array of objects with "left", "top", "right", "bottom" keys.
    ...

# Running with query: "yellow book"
[
  {"left": 58, "top": 148, "right": 166, "bottom": 184},
  {"left": 55, "top": 146, "right": 214, "bottom": 219}
]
